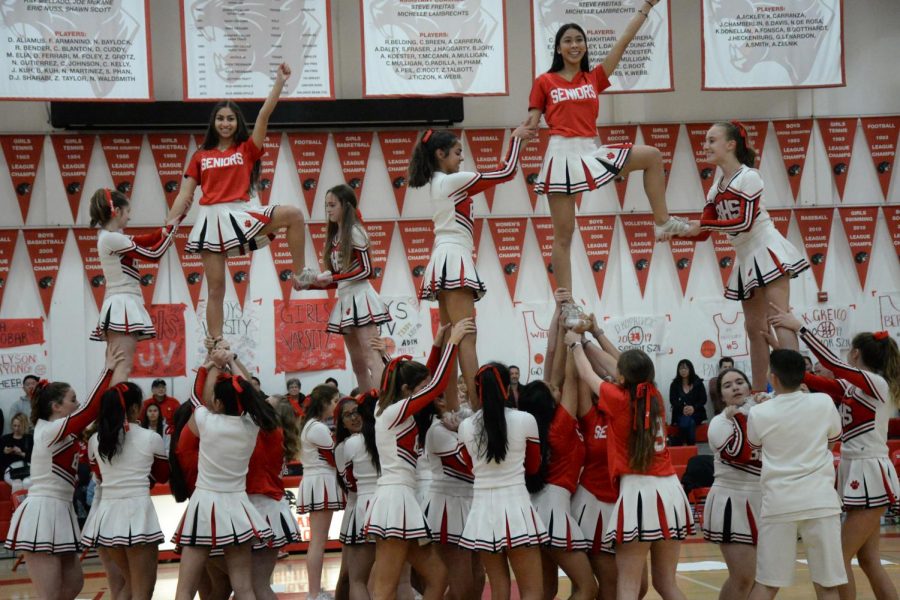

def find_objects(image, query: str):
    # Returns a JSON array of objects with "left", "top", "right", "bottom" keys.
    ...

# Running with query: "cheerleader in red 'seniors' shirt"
[{"left": 166, "top": 63, "right": 319, "bottom": 351}]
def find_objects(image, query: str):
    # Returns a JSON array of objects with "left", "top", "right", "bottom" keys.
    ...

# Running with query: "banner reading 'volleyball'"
[
  {"left": 361, "top": 0, "right": 508, "bottom": 97},
  {"left": 701, "top": 0, "right": 845, "bottom": 90},
  {"left": 531, "top": 0, "right": 673, "bottom": 93}
]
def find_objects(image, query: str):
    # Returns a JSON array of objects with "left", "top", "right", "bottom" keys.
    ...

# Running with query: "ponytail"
[
  {"left": 715, "top": 121, "right": 757, "bottom": 168},
  {"left": 31, "top": 379, "right": 71, "bottom": 426},
  {"left": 853, "top": 331, "right": 900, "bottom": 407},
  {"left": 299, "top": 384, "right": 339, "bottom": 433},
  {"left": 88, "top": 188, "right": 129, "bottom": 227},
  {"left": 167, "top": 402, "right": 195, "bottom": 503},
  {"left": 407, "top": 129, "right": 459, "bottom": 188},
  {"left": 517, "top": 381, "right": 556, "bottom": 493},
  {"left": 377, "top": 356, "right": 429, "bottom": 415},
  {"left": 358, "top": 390, "right": 381, "bottom": 475},
  {"left": 617, "top": 350, "right": 662, "bottom": 473},
  {"left": 213, "top": 375, "right": 277, "bottom": 431},
  {"left": 474, "top": 363, "right": 510, "bottom": 464},
  {"left": 273, "top": 400, "right": 300, "bottom": 463},
  {"left": 97, "top": 382, "right": 143, "bottom": 463}
]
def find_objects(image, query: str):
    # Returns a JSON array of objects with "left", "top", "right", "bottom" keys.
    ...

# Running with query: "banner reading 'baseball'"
[
  {"left": 701, "top": 0, "right": 844, "bottom": 90},
  {"left": 361, "top": 0, "right": 508, "bottom": 97},
  {"left": 531, "top": 0, "right": 673, "bottom": 93}
]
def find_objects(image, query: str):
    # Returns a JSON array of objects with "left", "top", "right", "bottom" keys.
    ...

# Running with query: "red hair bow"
[
  {"left": 217, "top": 374, "right": 246, "bottom": 414},
  {"left": 381, "top": 355, "right": 412, "bottom": 395},
  {"left": 873, "top": 330, "right": 890, "bottom": 341},
  {"left": 114, "top": 382, "right": 130, "bottom": 432},
  {"left": 422, "top": 129, "right": 434, "bottom": 144},
  {"left": 634, "top": 382, "right": 659, "bottom": 431},
  {"left": 475, "top": 365, "right": 508, "bottom": 406},
  {"left": 105, "top": 188, "right": 115, "bottom": 212},
  {"left": 730, "top": 120, "right": 748, "bottom": 142}
]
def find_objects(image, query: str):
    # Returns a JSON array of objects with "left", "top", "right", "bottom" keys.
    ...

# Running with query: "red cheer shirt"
[
  {"left": 544, "top": 405, "right": 585, "bottom": 494},
  {"left": 528, "top": 65, "right": 611, "bottom": 138},
  {"left": 578, "top": 403, "right": 618, "bottom": 502},
  {"left": 185, "top": 139, "right": 264, "bottom": 205}
]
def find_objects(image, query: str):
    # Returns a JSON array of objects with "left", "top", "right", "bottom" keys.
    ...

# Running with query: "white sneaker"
[{"left": 654, "top": 216, "right": 691, "bottom": 237}]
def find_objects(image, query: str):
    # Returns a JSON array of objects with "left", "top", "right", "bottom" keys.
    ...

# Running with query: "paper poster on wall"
[
  {"left": 379, "top": 296, "right": 426, "bottom": 359},
  {"left": 132, "top": 304, "right": 187, "bottom": 378},
  {"left": 0, "top": 319, "right": 44, "bottom": 349},
  {"left": 361, "top": 0, "right": 508, "bottom": 97},
  {"left": 600, "top": 314, "right": 670, "bottom": 356},
  {"left": 878, "top": 294, "right": 900, "bottom": 343},
  {"left": 517, "top": 302, "right": 551, "bottom": 383},
  {"left": 0, "top": 135, "right": 44, "bottom": 221},
  {"left": 180, "top": 0, "right": 333, "bottom": 100},
  {"left": 0, "top": 0, "right": 152, "bottom": 100},
  {"left": 701, "top": 0, "right": 844, "bottom": 90},
  {"left": 274, "top": 299, "right": 345, "bottom": 373},
  {"left": 194, "top": 299, "right": 261, "bottom": 369},
  {"left": 798, "top": 304, "right": 855, "bottom": 352},
  {"left": 0, "top": 324, "right": 49, "bottom": 399},
  {"left": 531, "top": 0, "right": 673, "bottom": 93}
]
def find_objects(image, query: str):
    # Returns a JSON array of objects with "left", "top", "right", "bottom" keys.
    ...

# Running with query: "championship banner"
[
  {"left": 361, "top": 0, "right": 508, "bottom": 97},
  {"left": 741, "top": 120, "right": 770, "bottom": 168},
  {"left": 397, "top": 220, "right": 436, "bottom": 294},
  {"left": 465, "top": 129, "right": 507, "bottom": 211},
  {"left": 180, "top": 0, "right": 333, "bottom": 100},
  {"left": 269, "top": 236, "right": 296, "bottom": 302},
  {"left": 379, "top": 296, "right": 427, "bottom": 359},
  {"left": 530, "top": 217, "right": 557, "bottom": 290},
  {"left": 0, "top": 319, "right": 44, "bottom": 349},
  {"left": 638, "top": 124, "right": 680, "bottom": 188},
  {"left": 531, "top": 0, "right": 673, "bottom": 92},
  {"left": 364, "top": 221, "right": 395, "bottom": 294},
  {"left": 0, "top": 0, "right": 152, "bottom": 100},
  {"left": 132, "top": 304, "right": 187, "bottom": 378},
  {"left": 669, "top": 212, "right": 701, "bottom": 296},
  {"left": 191, "top": 133, "right": 205, "bottom": 153},
  {"left": 124, "top": 227, "right": 162, "bottom": 306},
  {"left": 488, "top": 218, "right": 528, "bottom": 301},
  {"left": 258, "top": 133, "right": 283, "bottom": 206},
  {"left": 881, "top": 206, "right": 900, "bottom": 263},
  {"left": 518, "top": 128, "right": 550, "bottom": 211},
  {"left": 147, "top": 134, "right": 191, "bottom": 210},
  {"left": 225, "top": 253, "right": 252, "bottom": 310},
  {"left": 73, "top": 228, "right": 106, "bottom": 311},
  {"left": 701, "top": 0, "right": 844, "bottom": 90},
  {"left": 685, "top": 123, "right": 716, "bottom": 197},
  {"left": 23, "top": 229, "right": 68, "bottom": 316},
  {"left": 597, "top": 125, "right": 638, "bottom": 207},
  {"left": 837, "top": 206, "right": 878, "bottom": 290},
  {"left": 377, "top": 131, "right": 419, "bottom": 214},
  {"left": 51, "top": 134, "right": 95, "bottom": 221},
  {"left": 619, "top": 214, "right": 656, "bottom": 297},
  {"left": 798, "top": 304, "right": 855, "bottom": 352},
  {"left": 0, "top": 135, "right": 44, "bottom": 221},
  {"left": 0, "top": 232, "right": 18, "bottom": 314},
  {"left": 173, "top": 230, "right": 204, "bottom": 311},
  {"left": 333, "top": 132, "right": 374, "bottom": 201},
  {"left": 860, "top": 116, "right": 900, "bottom": 200},
  {"left": 287, "top": 133, "right": 329, "bottom": 215},
  {"left": 772, "top": 119, "right": 813, "bottom": 202},
  {"left": 575, "top": 215, "right": 615, "bottom": 297},
  {"left": 307, "top": 222, "right": 334, "bottom": 299},
  {"left": 600, "top": 314, "right": 669, "bottom": 355},
  {"left": 711, "top": 233, "right": 737, "bottom": 289},
  {"left": 274, "top": 299, "right": 345, "bottom": 373},
  {"left": 817, "top": 118, "right": 857, "bottom": 201},
  {"left": 794, "top": 207, "right": 835, "bottom": 291},
  {"left": 100, "top": 134, "right": 142, "bottom": 195},
  {"left": 767, "top": 208, "right": 792, "bottom": 238}
]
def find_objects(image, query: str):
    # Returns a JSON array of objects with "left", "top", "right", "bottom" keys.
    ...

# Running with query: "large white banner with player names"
[
  {"left": 361, "top": 0, "right": 508, "bottom": 97},
  {"left": 180, "top": 0, "right": 333, "bottom": 100},
  {"left": 531, "top": 0, "right": 672, "bottom": 93},
  {"left": 701, "top": 0, "right": 844, "bottom": 90},
  {"left": 0, "top": 0, "right": 152, "bottom": 100}
]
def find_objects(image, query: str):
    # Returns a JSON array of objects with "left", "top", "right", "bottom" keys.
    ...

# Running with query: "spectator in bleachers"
[
  {"left": 139, "top": 379, "right": 180, "bottom": 435},
  {"left": 1, "top": 413, "right": 33, "bottom": 491},
  {"left": 707, "top": 356, "right": 734, "bottom": 416},
  {"left": 669, "top": 359, "right": 708, "bottom": 446},
  {"left": 286, "top": 377, "right": 306, "bottom": 417},
  {"left": 0, "top": 375, "right": 38, "bottom": 436},
  {"left": 141, "top": 401, "right": 171, "bottom": 453},
  {"left": 508, "top": 365, "right": 522, "bottom": 407},
  {"left": 325, "top": 377, "right": 339, "bottom": 389}
]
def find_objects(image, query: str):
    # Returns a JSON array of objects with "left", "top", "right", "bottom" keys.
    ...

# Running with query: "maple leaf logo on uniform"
[
  {"left": 850, "top": 480, "right": 860, "bottom": 490},
  {"left": 607, "top": 152, "right": 615, "bottom": 160},
  {"left": 244, "top": 219, "right": 252, "bottom": 228}
]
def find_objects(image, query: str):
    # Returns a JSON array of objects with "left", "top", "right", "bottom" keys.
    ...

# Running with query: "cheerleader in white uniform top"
[
  {"left": 297, "top": 384, "right": 344, "bottom": 600},
  {"left": 681, "top": 121, "right": 809, "bottom": 391},
  {"left": 166, "top": 62, "right": 318, "bottom": 351},
  {"left": 172, "top": 350, "right": 277, "bottom": 600},
  {"left": 366, "top": 318, "right": 473, "bottom": 600},
  {"left": 80, "top": 381, "right": 170, "bottom": 600},
  {"left": 4, "top": 348, "right": 120, "bottom": 600},
  {"left": 769, "top": 308, "right": 900, "bottom": 600},
  {"left": 89, "top": 187, "right": 181, "bottom": 384},
  {"left": 313, "top": 184, "right": 391, "bottom": 392}
]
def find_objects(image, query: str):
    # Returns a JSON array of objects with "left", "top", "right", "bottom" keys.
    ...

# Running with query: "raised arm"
[
  {"left": 602, "top": 1, "right": 658, "bottom": 76},
  {"left": 50, "top": 363, "right": 116, "bottom": 445},
  {"left": 583, "top": 319, "right": 619, "bottom": 378},
  {"left": 560, "top": 347, "right": 578, "bottom": 417},
  {"left": 251, "top": 63, "right": 290, "bottom": 150},
  {"left": 567, "top": 331, "right": 604, "bottom": 393},
  {"left": 576, "top": 368, "right": 595, "bottom": 419}
]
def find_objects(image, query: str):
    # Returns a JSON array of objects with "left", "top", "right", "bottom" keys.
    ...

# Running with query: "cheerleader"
[
  {"left": 311, "top": 184, "right": 391, "bottom": 391},
  {"left": 524, "top": 5, "right": 691, "bottom": 296},
  {"left": 407, "top": 126, "right": 535, "bottom": 407},
  {"left": 704, "top": 368, "right": 764, "bottom": 600},
  {"left": 365, "top": 318, "right": 472, "bottom": 599},
  {"left": 769, "top": 308, "right": 900, "bottom": 600},
  {"left": 80, "top": 382, "right": 170, "bottom": 600},
  {"left": 4, "top": 348, "right": 120, "bottom": 600},
  {"left": 89, "top": 187, "right": 180, "bottom": 383},
  {"left": 681, "top": 121, "right": 809, "bottom": 390},
  {"left": 568, "top": 333, "right": 691, "bottom": 600},
  {"left": 172, "top": 350, "right": 277, "bottom": 600},
  {"left": 457, "top": 364, "right": 546, "bottom": 600},
  {"left": 298, "top": 384, "right": 345, "bottom": 600},
  {"left": 166, "top": 62, "right": 317, "bottom": 350}
]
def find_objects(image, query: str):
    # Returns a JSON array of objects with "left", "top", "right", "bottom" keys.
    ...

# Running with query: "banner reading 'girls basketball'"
[
  {"left": 531, "top": 0, "right": 673, "bottom": 93},
  {"left": 361, "top": 0, "right": 508, "bottom": 97},
  {"left": 701, "top": 0, "right": 845, "bottom": 90}
]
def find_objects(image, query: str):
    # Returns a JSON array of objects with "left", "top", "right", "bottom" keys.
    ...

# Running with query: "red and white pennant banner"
[
  {"left": 51, "top": 134, "right": 94, "bottom": 221},
  {"left": 363, "top": 221, "right": 395, "bottom": 294},
  {"left": 73, "top": 228, "right": 106, "bottom": 312},
  {"left": 773, "top": 119, "right": 813, "bottom": 202},
  {"left": 465, "top": 129, "right": 507, "bottom": 212},
  {"left": 530, "top": 217, "right": 556, "bottom": 291},
  {"left": 837, "top": 206, "right": 878, "bottom": 290},
  {"left": 23, "top": 229, "right": 68, "bottom": 316},
  {"left": 488, "top": 218, "right": 527, "bottom": 302},
  {"left": 100, "top": 134, "right": 142, "bottom": 195},
  {"left": 147, "top": 134, "right": 191, "bottom": 210},
  {"left": 0, "top": 231, "right": 18, "bottom": 314},
  {"left": 333, "top": 132, "right": 374, "bottom": 202},
  {"left": 619, "top": 214, "right": 656, "bottom": 298},
  {"left": 668, "top": 212, "right": 701, "bottom": 296},
  {"left": 575, "top": 215, "right": 615, "bottom": 298},
  {"left": 257, "top": 133, "right": 283, "bottom": 206},
  {"left": 882, "top": 206, "right": 900, "bottom": 263},
  {"left": 861, "top": 117, "right": 900, "bottom": 201},
  {"left": 0, "top": 135, "right": 44, "bottom": 221},
  {"left": 794, "top": 207, "right": 835, "bottom": 291},
  {"left": 639, "top": 124, "right": 679, "bottom": 190},
  {"left": 518, "top": 129, "right": 550, "bottom": 211},
  {"left": 378, "top": 131, "right": 419, "bottom": 215},
  {"left": 287, "top": 133, "right": 328, "bottom": 216},
  {"left": 397, "top": 220, "right": 436, "bottom": 295},
  {"left": 597, "top": 125, "right": 638, "bottom": 207},
  {"left": 173, "top": 230, "right": 204, "bottom": 311},
  {"left": 124, "top": 227, "right": 163, "bottom": 307},
  {"left": 307, "top": 222, "right": 333, "bottom": 299},
  {"left": 817, "top": 118, "right": 857, "bottom": 201}
]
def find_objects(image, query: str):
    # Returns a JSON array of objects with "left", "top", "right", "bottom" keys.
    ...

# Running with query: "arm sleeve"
[
  {"left": 189, "top": 367, "right": 209, "bottom": 409},
  {"left": 184, "top": 150, "right": 201, "bottom": 181},
  {"left": 706, "top": 415, "right": 736, "bottom": 452},
  {"left": 803, "top": 372, "right": 844, "bottom": 404},
  {"left": 699, "top": 170, "right": 763, "bottom": 234},
  {"left": 119, "top": 223, "right": 180, "bottom": 262},
  {"left": 309, "top": 422, "right": 337, "bottom": 468},
  {"left": 392, "top": 343, "right": 459, "bottom": 426},
  {"left": 149, "top": 433, "right": 170, "bottom": 485},
  {"left": 527, "top": 76, "right": 546, "bottom": 112},
  {"left": 465, "top": 136, "right": 523, "bottom": 197},
  {"left": 425, "top": 342, "right": 442, "bottom": 374},
  {"left": 590, "top": 64, "right": 612, "bottom": 93},
  {"left": 243, "top": 138, "right": 264, "bottom": 162},
  {"left": 50, "top": 368, "right": 114, "bottom": 445},
  {"left": 329, "top": 247, "right": 373, "bottom": 285},
  {"left": 800, "top": 328, "right": 886, "bottom": 402}
]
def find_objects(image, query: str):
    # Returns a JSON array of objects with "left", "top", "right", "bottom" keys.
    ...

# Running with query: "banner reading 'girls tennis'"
[
  {"left": 361, "top": 0, "right": 509, "bottom": 97},
  {"left": 0, "top": 0, "right": 152, "bottom": 100},
  {"left": 180, "top": 0, "right": 334, "bottom": 100},
  {"left": 530, "top": 0, "right": 673, "bottom": 93},
  {"left": 701, "top": 0, "right": 845, "bottom": 90}
]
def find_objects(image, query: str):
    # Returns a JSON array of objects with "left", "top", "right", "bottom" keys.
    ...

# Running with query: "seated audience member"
[
  {"left": 286, "top": 377, "right": 306, "bottom": 417},
  {"left": 325, "top": 377, "right": 339, "bottom": 389},
  {"left": 1, "top": 413, "right": 34, "bottom": 491},
  {"left": 669, "top": 359, "right": 708, "bottom": 445},
  {"left": 140, "top": 379, "right": 180, "bottom": 434}
]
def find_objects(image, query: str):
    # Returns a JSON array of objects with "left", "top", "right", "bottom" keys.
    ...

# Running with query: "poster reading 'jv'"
[
  {"left": 0, "top": 0, "right": 152, "bottom": 100},
  {"left": 701, "top": 0, "right": 844, "bottom": 90},
  {"left": 361, "top": 0, "right": 508, "bottom": 97},
  {"left": 180, "top": 0, "right": 333, "bottom": 100},
  {"left": 531, "top": 0, "right": 672, "bottom": 93}
]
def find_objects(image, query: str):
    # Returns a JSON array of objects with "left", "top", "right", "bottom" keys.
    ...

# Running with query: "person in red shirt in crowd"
[
  {"left": 285, "top": 378, "right": 306, "bottom": 417},
  {"left": 140, "top": 379, "right": 181, "bottom": 435}
]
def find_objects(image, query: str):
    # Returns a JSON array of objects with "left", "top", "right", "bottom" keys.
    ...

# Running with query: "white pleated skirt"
[
  {"left": 186, "top": 201, "right": 276, "bottom": 256},
  {"left": 297, "top": 472, "right": 345, "bottom": 513},
  {"left": 534, "top": 136, "right": 631, "bottom": 196},
  {"left": 702, "top": 484, "right": 762, "bottom": 545},
  {"left": 724, "top": 219, "right": 810, "bottom": 301},
  {"left": 90, "top": 292, "right": 156, "bottom": 341},
  {"left": 604, "top": 474, "right": 694, "bottom": 545},
  {"left": 80, "top": 495, "right": 163, "bottom": 547},
  {"left": 4, "top": 495, "right": 81, "bottom": 554},
  {"left": 171, "top": 488, "right": 272, "bottom": 547},
  {"left": 249, "top": 494, "right": 301, "bottom": 550},
  {"left": 340, "top": 491, "right": 374, "bottom": 545},
  {"left": 838, "top": 456, "right": 900, "bottom": 511},
  {"left": 364, "top": 483, "right": 431, "bottom": 541},
  {"left": 419, "top": 239, "right": 486, "bottom": 302},
  {"left": 423, "top": 489, "right": 472, "bottom": 546},
  {"left": 459, "top": 485, "right": 548, "bottom": 553},
  {"left": 531, "top": 483, "right": 588, "bottom": 551},
  {"left": 326, "top": 281, "right": 392, "bottom": 334},
  {"left": 570, "top": 485, "right": 616, "bottom": 555}
]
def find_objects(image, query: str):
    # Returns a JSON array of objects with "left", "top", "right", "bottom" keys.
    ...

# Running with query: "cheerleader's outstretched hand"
[
  {"left": 767, "top": 303, "right": 803, "bottom": 332},
  {"left": 449, "top": 317, "right": 477, "bottom": 344}
]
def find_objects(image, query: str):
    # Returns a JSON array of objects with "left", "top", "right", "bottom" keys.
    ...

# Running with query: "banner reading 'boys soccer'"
[{"left": 531, "top": 0, "right": 672, "bottom": 93}]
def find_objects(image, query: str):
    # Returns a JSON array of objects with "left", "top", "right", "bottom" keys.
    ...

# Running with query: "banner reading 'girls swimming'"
[
  {"left": 361, "top": 0, "right": 508, "bottom": 97},
  {"left": 701, "top": 0, "right": 845, "bottom": 90},
  {"left": 0, "top": 0, "right": 152, "bottom": 100},
  {"left": 530, "top": 0, "right": 673, "bottom": 93}
]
